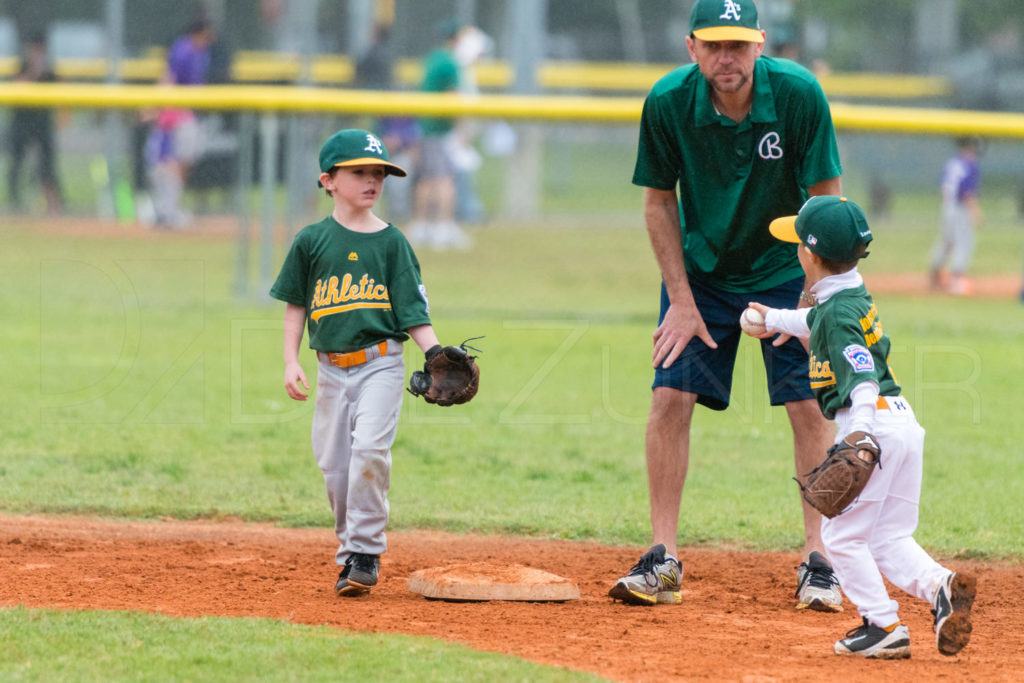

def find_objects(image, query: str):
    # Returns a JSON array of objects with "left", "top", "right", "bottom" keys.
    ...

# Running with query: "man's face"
[{"left": 686, "top": 35, "right": 764, "bottom": 95}]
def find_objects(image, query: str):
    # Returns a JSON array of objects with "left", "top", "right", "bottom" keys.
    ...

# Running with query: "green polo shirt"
[
  {"left": 419, "top": 48, "right": 459, "bottom": 136},
  {"left": 805, "top": 285, "right": 901, "bottom": 419},
  {"left": 269, "top": 217, "right": 432, "bottom": 353},
  {"left": 633, "top": 56, "right": 842, "bottom": 292}
]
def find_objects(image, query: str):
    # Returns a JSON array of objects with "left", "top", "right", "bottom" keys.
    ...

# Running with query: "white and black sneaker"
[
  {"left": 335, "top": 553, "right": 379, "bottom": 597},
  {"left": 795, "top": 551, "right": 843, "bottom": 612},
  {"left": 608, "top": 544, "right": 683, "bottom": 605},
  {"left": 932, "top": 571, "right": 977, "bottom": 656},
  {"left": 834, "top": 618, "right": 911, "bottom": 659}
]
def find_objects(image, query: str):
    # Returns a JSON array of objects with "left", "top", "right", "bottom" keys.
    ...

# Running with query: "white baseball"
[{"left": 740, "top": 307, "right": 766, "bottom": 336}]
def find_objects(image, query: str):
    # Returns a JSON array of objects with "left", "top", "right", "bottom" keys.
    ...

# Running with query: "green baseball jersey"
[
  {"left": 419, "top": 48, "right": 459, "bottom": 136},
  {"left": 269, "top": 217, "right": 431, "bottom": 353},
  {"left": 805, "top": 285, "right": 901, "bottom": 419},
  {"left": 633, "top": 56, "right": 842, "bottom": 292}
]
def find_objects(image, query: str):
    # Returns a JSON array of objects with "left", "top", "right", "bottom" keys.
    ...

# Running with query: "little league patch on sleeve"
[{"left": 842, "top": 344, "right": 875, "bottom": 373}]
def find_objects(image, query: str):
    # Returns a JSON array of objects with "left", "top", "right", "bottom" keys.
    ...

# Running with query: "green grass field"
[{"left": 2, "top": 188, "right": 1024, "bottom": 679}]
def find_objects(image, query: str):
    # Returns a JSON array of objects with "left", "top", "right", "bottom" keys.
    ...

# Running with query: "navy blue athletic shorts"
[{"left": 653, "top": 275, "right": 814, "bottom": 410}]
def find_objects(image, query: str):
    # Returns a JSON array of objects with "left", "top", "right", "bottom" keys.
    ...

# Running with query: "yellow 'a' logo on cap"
[{"left": 348, "top": 252, "right": 359, "bottom": 261}]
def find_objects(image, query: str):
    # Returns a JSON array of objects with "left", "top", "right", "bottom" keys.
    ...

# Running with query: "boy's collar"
[{"left": 809, "top": 268, "right": 863, "bottom": 304}]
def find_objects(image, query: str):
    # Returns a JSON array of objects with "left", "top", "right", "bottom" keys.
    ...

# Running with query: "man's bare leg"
[
  {"left": 607, "top": 387, "right": 695, "bottom": 605},
  {"left": 787, "top": 398, "right": 843, "bottom": 612},
  {"left": 786, "top": 398, "right": 836, "bottom": 559},
  {"left": 647, "top": 387, "right": 698, "bottom": 559}
]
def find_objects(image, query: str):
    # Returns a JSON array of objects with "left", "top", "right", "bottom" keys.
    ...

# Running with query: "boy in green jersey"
[
  {"left": 270, "top": 129, "right": 445, "bottom": 597},
  {"left": 745, "top": 196, "right": 976, "bottom": 658}
]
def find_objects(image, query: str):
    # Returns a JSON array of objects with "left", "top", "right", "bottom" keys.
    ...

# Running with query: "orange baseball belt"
[{"left": 323, "top": 341, "right": 388, "bottom": 368}]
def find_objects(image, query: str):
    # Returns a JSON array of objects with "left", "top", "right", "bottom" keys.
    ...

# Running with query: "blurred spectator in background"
[
  {"left": 355, "top": 22, "right": 421, "bottom": 223},
  {"left": 144, "top": 19, "right": 216, "bottom": 228},
  {"left": 929, "top": 136, "right": 983, "bottom": 295},
  {"left": 376, "top": 116, "right": 421, "bottom": 224},
  {"left": 6, "top": 30, "right": 65, "bottom": 215},
  {"left": 407, "top": 19, "right": 471, "bottom": 251},
  {"left": 450, "top": 25, "right": 493, "bottom": 225},
  {"left": 355, "top": 22, "right": 395, "bottom": 90}
]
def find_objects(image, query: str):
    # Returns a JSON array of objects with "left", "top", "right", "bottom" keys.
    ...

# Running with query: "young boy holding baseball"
[
  {"left": 745, "top": 195, "right": 977, "bottom": 659},
  {"left": 270, "top": 128, "right": 442, "bottom": 597}
]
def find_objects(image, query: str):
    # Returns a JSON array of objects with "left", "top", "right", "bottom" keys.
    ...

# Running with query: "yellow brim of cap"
[
  {"left": 769, "top": 215, "right": 800, "bottom": 243},
  {"left": 692, "top": 27, "right": 765, "bottom": 43},
  {"left": 334, "top": 158, "right": 408, "bottom": 177}
]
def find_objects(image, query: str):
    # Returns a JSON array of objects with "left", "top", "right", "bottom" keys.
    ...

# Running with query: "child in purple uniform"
[{"left": 929, "top": 137, "right": 983, "bottom": 295}]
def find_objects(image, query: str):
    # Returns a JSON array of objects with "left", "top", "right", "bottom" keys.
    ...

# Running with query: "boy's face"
[{"left": 320, "top": 165, "right": 388, "bottom": 208}]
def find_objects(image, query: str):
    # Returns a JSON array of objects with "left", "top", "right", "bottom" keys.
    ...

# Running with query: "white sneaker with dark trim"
[
  {"left": 608, "top": 544, "right": 683, "bottom": 605},
  {"left": 834, "top": 618, "right": 911, "bottom": 659},
  {"left": 796, "top": 551, "right": 843, "bottom": 612}
]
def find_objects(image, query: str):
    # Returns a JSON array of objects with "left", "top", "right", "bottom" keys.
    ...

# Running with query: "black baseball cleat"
[
  {"left": 335, "top": 553, "right": 380, "bottom": 597},
  {"left": 834, "top": 618, "right": 911, "bottom": 659},
  {"left": 932, "top": 571, "right": 977, "bottom": 656},
  {"left": 795, "top": 551, "right": 843, "bottom": 612}
]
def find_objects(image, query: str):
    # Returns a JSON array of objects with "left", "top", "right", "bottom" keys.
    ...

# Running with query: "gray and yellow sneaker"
[
  {"left": 834, "top": 618, "right": 911, "bottom": 659},
  {"left": 335, "top": 553, "right": 379, "bottom": 597},
  {"left": 796, "top": 551, "right": 843, "bottom": 612},
  {"left": 932, "top": 571, "right": 977, "bottom": 656},
  {"left": 608, "top": 544, "right": 683, "bottom": 605}
]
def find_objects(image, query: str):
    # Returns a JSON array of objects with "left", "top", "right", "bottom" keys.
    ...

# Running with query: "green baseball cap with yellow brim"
[
  {"left": 318, "top": 129, "right": 407, "bottom": 186},
  {"left": 769, "top": 196, "right": 873, "bottom": 262},
  {"left": 690, "top": 0, "right": 765, "bottom": 44}
]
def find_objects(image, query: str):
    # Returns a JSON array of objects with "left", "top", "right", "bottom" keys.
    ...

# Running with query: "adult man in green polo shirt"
[{"left": 608, "top": 0, "right": 845, "bottom": 610}]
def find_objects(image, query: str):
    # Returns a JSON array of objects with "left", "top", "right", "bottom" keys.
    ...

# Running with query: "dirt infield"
[{"left": 2, "top": 515, "right": 1023, "bottom": 681}]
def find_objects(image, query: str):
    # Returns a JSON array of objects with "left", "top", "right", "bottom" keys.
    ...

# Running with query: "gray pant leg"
[
  {"left": 932, "top": 203, "right": 974, "bottom": 274},
  {"left": 948, "top": 204, "right": 975, "bottom": 274},
  {"left": 311, "top": 345, "right": 404, "bottom": 566}
]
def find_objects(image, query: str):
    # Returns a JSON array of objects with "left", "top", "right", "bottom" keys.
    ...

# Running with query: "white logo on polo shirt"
[{"left": 758, "top": 132, "right": 784, "bottom": 160}]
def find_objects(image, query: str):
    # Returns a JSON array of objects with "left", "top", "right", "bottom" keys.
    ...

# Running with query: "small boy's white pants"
[
  {"left": 823, "top": 397, "right": 950, "bottom": 628},
  {"left": 311, "top": 343, "right": 404, "bottom": 565}
]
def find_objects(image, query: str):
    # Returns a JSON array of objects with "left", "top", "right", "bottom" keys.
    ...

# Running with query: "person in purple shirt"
[
  {"left": 929, "top": 137, "right": 983, "bottom": 295},
  {"left": 168, "top": 22, "right": 214, "bottom": 86},
  {"left": 145, "top": 20, "right": 215, "bottom": 228}
]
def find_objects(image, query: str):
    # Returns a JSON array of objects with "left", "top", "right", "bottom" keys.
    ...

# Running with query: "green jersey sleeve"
[
  {"left": 633, "top": 90, "right": 685, "bottom": 191},
  {"left": 385, "top": 237, "right": 431, "bottom": 330},
  {"left": 269, "top": 234, "right": 310, "bottom": 307},
  {"left": 808, "top": 287, "right": 900, "bottom": 418},
  {"left": 789, "top": 76, "right": 842, "bottom": 189}
]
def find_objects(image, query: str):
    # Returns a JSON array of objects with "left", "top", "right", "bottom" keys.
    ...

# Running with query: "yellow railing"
[
  {"left": 0, "top": 82, "right": 1017, "bottom": 137},
  {"left": 0, "top": 52, "right": 952, "bottom": 99}
]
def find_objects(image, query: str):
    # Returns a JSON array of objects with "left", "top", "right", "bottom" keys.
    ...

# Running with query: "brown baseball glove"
[
  {"left": 795, "top": 431, "right": 881, "bottom": 518},
  {"left": 407, "top": 338, "right": 481, "bottom": 406}
]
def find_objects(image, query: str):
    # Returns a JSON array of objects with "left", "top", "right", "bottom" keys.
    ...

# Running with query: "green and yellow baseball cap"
[
  {"left": 769, "top": 196, "right": 873, "bottom": 261},
  {"left": 318, "top": 129, "right": 407, "bottom": 181},
  {"left": 690, "top": 0, "right": 765, "bottom": 44}
]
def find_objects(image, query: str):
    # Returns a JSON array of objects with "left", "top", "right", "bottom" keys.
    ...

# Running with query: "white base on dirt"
[{"left": 408, "top": 562, "right": 580, "bottom": 602}]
